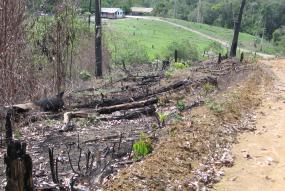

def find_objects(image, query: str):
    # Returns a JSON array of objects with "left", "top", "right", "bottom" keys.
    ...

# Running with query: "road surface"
[{"left": 215, "top": 59, "right": 285, "bottom": 191}]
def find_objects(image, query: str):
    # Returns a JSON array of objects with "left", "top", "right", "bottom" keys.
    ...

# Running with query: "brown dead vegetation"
[
  {"left": 0, "top": 58, "right": 272, "bottom": 190},
  {"left": 104, "top": 65, "right": 272, "bottom": 191}
]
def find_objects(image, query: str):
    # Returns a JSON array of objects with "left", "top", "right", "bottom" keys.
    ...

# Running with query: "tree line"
[{"left": 27, "top": 0, "right": 285, "bottom": 41}]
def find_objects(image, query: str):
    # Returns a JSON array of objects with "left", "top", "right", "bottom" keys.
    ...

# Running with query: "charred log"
[{"left": 11, "top": 92, "right": 65, "bottom": 113}]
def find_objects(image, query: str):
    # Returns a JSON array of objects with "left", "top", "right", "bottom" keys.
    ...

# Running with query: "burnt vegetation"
[{"left": 0, "top": 0, "right": 274, "bottom": 190}]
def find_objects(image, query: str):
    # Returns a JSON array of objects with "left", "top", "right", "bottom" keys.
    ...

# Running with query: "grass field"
[
  {"left": 104, "top": 18, "right": 221, "bottom": 61},
  {"left": 104, "top": 18, "right": 280, "bottom": 62},
  {"left": 163, "top": 18, "right": 279, "bottom": 55}
]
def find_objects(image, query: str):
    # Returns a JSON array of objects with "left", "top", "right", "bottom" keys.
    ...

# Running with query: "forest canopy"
[{"left": 27, "top": 0, "right": 285, "bottom": 40}]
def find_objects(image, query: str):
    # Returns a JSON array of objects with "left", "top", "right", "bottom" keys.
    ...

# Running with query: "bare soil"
[{"left": 214, "top": 59, "right": 285, "bottom": 191}]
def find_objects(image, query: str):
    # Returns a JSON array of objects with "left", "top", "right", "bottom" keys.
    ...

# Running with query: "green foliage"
[
  {"left": 105, "top": 28, "right": 150, "bottom": 67},
  {"left": 157, "top": 112, "right": 168, "bottom": 124},
  {"left": 14, "top": 129, "right": 22, "bottom": 140},
  {"left": 104, "top": 19, "right": 215, "bottom": 61},
  {"left": 204, "top": 41, "right": 225, "bottom": 55},
  {"left": 164, "top": 18, "right": 281, "bottom": 56},
  {"left": 272, "top": 27, "right": 285, "bottom": 52},
  {"left": 205, "top": 99, "right": 224, "bottom": 113},
  {"left": 165, "top": 70, "right": 173, "bottom": 79},
  {"left": 151, "top": 0, "right": 285, "bottom": 41},
  {"left": 176, "top": 100, "right": 186, "bottom": 111},
  {"left": 273, "top": 27, "right": 285, "bottom": 45},
  {"left": 79, "top": 70, "right": 92, "bottom": 81},
  {"left": 133, "top": 133, "right": 152, "bottom": 159},
  {"left": 172, "top": 62, "right": 189, "bottom": 70},
  {"left": 164, "top": 41, "right": 199, "bottom": 62},
  {"left": 203, "top": 83, "right": 216, "bottom": 94},
  {"left": 174, "top": 113, "right": 183, "bottom": 122}
]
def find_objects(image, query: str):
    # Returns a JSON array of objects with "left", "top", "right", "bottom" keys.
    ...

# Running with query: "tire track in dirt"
[{"left": 214, "top": 59, "right": 285, "bottom": 191}]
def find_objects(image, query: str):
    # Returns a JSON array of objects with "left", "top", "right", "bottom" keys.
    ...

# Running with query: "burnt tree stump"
[
  {"left": 4, "top": 141, "right": 33, "bottom": 191},
  {"left": 5, "top": 110, "right": 13, "bottom": 144}
]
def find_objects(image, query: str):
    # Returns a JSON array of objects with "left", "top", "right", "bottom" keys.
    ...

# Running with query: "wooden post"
[
  {"left": 240, "top": 52, "right": 244, "bottom": 62},
  {"left": 218, "top": 53, "right": 222, "bottom": 64},
  {"left": 230, "top": 0, "right": 246, "bottom": 57},
  {"left": 174, "top": 50, "right": 178, "bottom": 62},
  {"left": 5, "top": 141, "right": 34, "bottom": 191},
  {"left": 95, "top": 0, "right": 103, "bottom": 77}
]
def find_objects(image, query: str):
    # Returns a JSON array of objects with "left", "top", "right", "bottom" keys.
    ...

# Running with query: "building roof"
[
  {"left": 131, "top": 7, "right": 154, "bottom": 13},
  {"left": 101, "top": 8, "right": 123, "bottom": 13}
]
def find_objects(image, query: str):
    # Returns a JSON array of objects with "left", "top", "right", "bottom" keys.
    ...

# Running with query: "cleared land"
[
  {"left": 163, "top": 18, "right": 279, "bottom": 55},
  {"left": 104, "top": 17, "right": 278, "bottom": 61},
  {"left": 104, "top": 18, "right": 223, "bottom": 60}
]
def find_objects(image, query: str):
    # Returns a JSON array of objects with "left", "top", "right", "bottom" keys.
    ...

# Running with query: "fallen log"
[
  {"left": 10, "top": 92, "right": 65, "bottom": 113},
  {"left": 72, "top": 97, "right": 133, "bottom": 109},
  {"left": 97, "top": 97, "right": 158, "bottom": 114},
  {"left": 63, "top": 106, "right": 156, "bottom": 125},
  {"left": 72, "top": 76, "right": 216, "bottom": 109}
]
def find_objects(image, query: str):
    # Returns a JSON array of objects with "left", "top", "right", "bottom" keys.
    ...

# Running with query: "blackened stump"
[{"left": 4, "top": 141, "right": 33, "bottom": 191}]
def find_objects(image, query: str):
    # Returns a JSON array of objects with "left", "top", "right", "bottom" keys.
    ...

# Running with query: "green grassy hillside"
[
  {"left": 163, "top": 18, "right": 279, "bottom": 55},
  {"left": 104, "top": 18, "right": 221, "bottom": 61},
  {"left": 104, "top": 18, "right": 279, "bottom": 63}
]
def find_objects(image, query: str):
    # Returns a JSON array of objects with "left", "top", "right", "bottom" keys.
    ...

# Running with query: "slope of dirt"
[
  {"left": 214, "top": 59, "right": 285, "bottom": 191},
  {"left": 0, "top": 59, "right": 255, "bottom": 190},
  {"left": 104, "top": 64, "right": 272, "bottom": 190},
  {"left": 0, "top": 59, "right": 272, "bottom": 190}
]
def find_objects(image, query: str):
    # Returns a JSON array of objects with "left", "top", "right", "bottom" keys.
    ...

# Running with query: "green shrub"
[
  {"left": 165, "top": 70, "right": 174, "bottom": 79},
  {"left": 176, "top": 100, "right": 186, "bottom": 111},
  {"left": 172, "top": 62, "right": 188, "bottom": 70},
  {"left": 133, "top": 133, "right": 152, "bottom": 159},
  {"left": 174, "top": 113, "right": 183, "bottom": 122},
  {"left": 164, "top": 40, "right": 199, "bottom": 62},
  {"left": 205, "top": 99, "right": 224, "bottom": 113},
  {"left": 203, "top": 83, "right": 216, "bottom": 94},
  {"left": 79, "top": 70, "right": 91, "bottom": 81},
  {"left": 14, "top": 129, "right": 22, "bottom": 140},
  {"left": 157, "top": 112, "right": 168, "bottom": 125},
  {"left": 204, "top": 41, "right": 225, "bottom": 55}
]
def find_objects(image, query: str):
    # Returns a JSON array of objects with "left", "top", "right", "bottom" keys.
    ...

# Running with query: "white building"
[{"left": 101, "top": 8, "right": 124, "bottom": 19}]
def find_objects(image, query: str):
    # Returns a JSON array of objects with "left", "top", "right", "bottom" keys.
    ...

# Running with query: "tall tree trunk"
[
  {"left": 95, "top": 0, "right": 103, "bottom": 77},
  {"left": 230, "top": 0, "right": 246, "bottom": 57}
]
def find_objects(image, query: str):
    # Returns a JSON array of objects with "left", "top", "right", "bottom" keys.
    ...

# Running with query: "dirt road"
[
  {"left": 126, "top": 16, "right": 275, "bottom": 59},
  {"left": 214, "top": 59, "right": 285, "bottom": 191}
]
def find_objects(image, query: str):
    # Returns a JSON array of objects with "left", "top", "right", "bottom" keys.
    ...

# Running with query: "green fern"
[{"left": 133, "top": 133, "right": 152, "bottom": 159}]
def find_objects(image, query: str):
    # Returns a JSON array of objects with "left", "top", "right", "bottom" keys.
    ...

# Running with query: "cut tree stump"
[{"left": 4, "top": 141, "right": 34, "bottom": 191}]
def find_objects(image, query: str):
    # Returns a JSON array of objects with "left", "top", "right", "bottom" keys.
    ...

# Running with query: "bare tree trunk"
[
  {"left": 230, "top": 0, "right": 246, "bottom": 57},
  {"left": 95, "top": 0, "right": 103, "bottom": 77}
]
